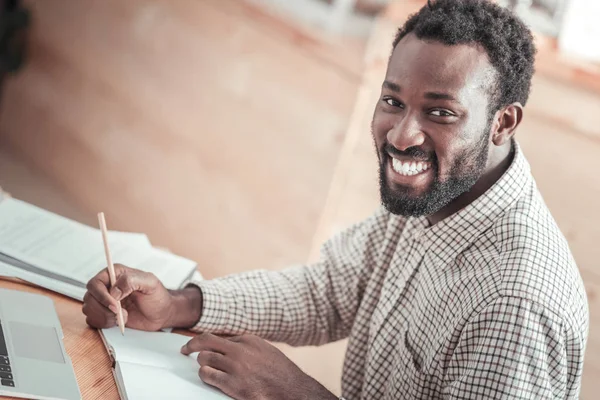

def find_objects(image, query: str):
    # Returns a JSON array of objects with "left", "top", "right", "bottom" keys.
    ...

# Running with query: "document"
[
  {"left": 0, "top": 259, "right": 86, "bottom": 300},
  {"left": 0, "top": 198, "right": 198, "bottom": 300}
]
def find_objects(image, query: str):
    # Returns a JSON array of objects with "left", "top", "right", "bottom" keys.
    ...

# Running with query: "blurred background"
[{"left": 0, "top": 0, "right": 598, "bottom": 397}]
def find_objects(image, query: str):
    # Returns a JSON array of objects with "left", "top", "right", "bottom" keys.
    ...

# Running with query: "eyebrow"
[
  {"left": 382, "top": 81, "right": 401, "bottom": 92},
  {"left": 424, "top": 92, "right": 457, "bottom": 101},
  {"left": 383, "top": 81, "right": 458, "bottom": 102}
]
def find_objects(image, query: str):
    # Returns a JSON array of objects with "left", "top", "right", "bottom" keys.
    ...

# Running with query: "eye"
[
  {"left": 382, "top": 97, "right": 403, "bottom": 108},
  {"left": 429, "top": 109, "right": 455, "bottom": 117}
]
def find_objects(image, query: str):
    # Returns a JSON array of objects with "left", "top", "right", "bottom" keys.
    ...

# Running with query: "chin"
[{"left": 385, "top": 181, "right": 429, "bottom": 199}]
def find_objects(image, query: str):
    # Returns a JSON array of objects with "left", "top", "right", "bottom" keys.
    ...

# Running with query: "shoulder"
[{"left": 473, "top": 187, "right": 588, "bottom": 335}]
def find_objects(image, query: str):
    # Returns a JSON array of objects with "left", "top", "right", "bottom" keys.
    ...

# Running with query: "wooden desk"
[{"left": 0, "top": 278, "right": 118, "bottom": 400}]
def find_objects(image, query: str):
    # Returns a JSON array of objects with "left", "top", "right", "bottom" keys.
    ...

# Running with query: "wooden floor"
[
  {"left": 0, "top": 0, "right": 364, "bottom": 394},
  {"left": 1, "top": 0, "right": 600, "bottom": 397},
  {"left": 0, "top": 0, "right": 364, "bottom": 278}
]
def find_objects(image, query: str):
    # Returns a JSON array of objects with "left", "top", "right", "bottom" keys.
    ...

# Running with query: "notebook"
[
  {"left": 101, "top": 327, "right": 233, "bottom": 400},
  {"left": 0, "top": 197, "right": 198, "bottom": 301}
]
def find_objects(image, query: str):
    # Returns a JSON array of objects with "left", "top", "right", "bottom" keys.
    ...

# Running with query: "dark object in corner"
[{"left": 0, "top": 0, "right": 29, "bottom": 75}]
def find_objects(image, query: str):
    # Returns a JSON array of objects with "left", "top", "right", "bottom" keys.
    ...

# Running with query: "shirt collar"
[{"left": 411, "top": 140, "right": 532, "bottom": 263}]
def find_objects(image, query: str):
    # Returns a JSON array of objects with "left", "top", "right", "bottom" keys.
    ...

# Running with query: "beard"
[{"left": 377, "top": 127, "right": 491, "bottom": 217}]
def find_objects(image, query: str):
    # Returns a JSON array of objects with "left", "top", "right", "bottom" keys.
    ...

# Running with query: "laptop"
[{"left": 0, "top": 288, "right": 81, "bottom": 400}]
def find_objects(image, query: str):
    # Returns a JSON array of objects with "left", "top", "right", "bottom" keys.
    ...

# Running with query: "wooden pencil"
[{"left": 97, "top": 212, "right": 125, "bottom": 335}]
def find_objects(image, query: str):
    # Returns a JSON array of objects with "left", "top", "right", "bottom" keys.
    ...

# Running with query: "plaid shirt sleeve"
[
  {"left": 443, "top": 296, "right": 586, "bottom": 399},
  {"left": 187, "top": 207, "right": 391, "bottom": 346}
]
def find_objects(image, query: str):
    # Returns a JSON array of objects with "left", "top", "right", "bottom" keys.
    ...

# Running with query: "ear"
[{"left": 491, "top": 102, "right": 523, "bottom": 146}]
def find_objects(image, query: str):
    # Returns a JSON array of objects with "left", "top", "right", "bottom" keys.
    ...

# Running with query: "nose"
[{"left": 386, "top": 111, "right": 426, "bottom": 151}]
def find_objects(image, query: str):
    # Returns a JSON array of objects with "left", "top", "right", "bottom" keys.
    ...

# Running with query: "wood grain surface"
[{"left": 0, "top": 279, "right": 118, "bottom": 400}]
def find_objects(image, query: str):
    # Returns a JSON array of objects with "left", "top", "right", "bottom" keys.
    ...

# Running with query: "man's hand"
[
  {"left": 82, "top": 264, "right": 202, "bottom": 331},
  {"left": 181, "top": 333, "right": 337, "bottom": 400}
]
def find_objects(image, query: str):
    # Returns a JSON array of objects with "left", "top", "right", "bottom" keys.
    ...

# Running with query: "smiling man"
[{"left": 82, "top": 1, "right": 588, "bottom": 399}]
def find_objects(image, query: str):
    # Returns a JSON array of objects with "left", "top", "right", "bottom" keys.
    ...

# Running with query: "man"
[{"left": 83, "top": 0, "right": 589, "bottom": 398}]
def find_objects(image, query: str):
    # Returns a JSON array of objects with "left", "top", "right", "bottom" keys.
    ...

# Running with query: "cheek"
[
  {"left": 429, "top": 130, "right": 472, "bottom": 176},
  {"left": 371, "top": 110, "right": 394, "bottom": 145},
  {"left": 437, "top": 137, "right": 486, "bottom": 177}
]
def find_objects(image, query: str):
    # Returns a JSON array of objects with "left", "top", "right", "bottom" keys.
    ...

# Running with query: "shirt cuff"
[{"left": 184, "top": 275, "right": 230, "bottom": 333}]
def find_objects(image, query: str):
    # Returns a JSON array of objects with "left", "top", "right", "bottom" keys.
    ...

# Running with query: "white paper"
[
  {"left": 0, "top": 198, "right": 197, "bottom": 290},
  {"left": 108, "top": 231, "right": 153, "bottom": 249},
  {"left": 0, "top": 259, "right": 86, "bottom": 300},
  {"left": 103, "top": 327, "right": 194, "bottom": 369},
  {"left": 117, "top": 362, "right": 231, "bottom": 400},
  {"left": 0, "top": 259, "right": 15, "bottom": 277},
  {"left": 102, "top": 327, "right": 232, "bottom": 400}
]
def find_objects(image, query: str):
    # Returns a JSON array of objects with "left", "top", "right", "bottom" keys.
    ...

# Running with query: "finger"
[
  {"left": 198, "top": 365, "right": 232, "bottom": 392},
  {"left": 181, "top": 333, "right": 234, "bottom": 356},
  {"left": 89, "top": 268, "right": 111, "bottom": 287},
  {"left": 110, "top": 268, "right": 159, "bottom": 301},
  {"left": 115, "top": 307, "right": 129, "bottom": 326},
  {"left": 227, "top": 334, "right": 259, "bottom": 345},
  {"left": 103, "top": 301, "right": 130, "bottom": 327},
  {"left": 85, "top": 314, "right": 116, "bottom": 330},
  {"left": 86, "top": 273, "right": 119, "bottom": 309},
  {"left": 82, "top": 293, "right": 117, "bottom": 329},
  {"left": 196, "top": 351, "right": 232, "bottom": 373}
]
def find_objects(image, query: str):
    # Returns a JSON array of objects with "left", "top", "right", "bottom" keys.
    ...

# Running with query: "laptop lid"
[{"left": 0, "top": 288, "right": 81, "bottom": 400}]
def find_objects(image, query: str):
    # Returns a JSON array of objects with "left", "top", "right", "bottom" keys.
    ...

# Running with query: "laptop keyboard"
[{"left": 0, "top": 323, "right": 14, "bottom": 387}]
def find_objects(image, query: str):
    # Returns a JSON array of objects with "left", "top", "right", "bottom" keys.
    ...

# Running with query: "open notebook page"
[
  {"left": 116, "top": 362, "right": 232, "bottom": 400},
  {"left": 103, "top": 327, "right": 195, "bottom": 370},
  {"left": 0, "top": 198, "right": 196, "bottom": 289},
  {"left": 102, "top": 327, "right": 232, "bottom": 399}
]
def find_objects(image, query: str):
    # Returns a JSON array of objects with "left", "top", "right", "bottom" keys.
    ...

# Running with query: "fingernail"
[
  {"left": 111, "top": 287, "right": 122, "bottom": 301},
  {"left": 109, "top": 305, "right": 117, "bottom": 314},
  {"left": 180, "top": 344, "right": 187, "bottom": 354}
]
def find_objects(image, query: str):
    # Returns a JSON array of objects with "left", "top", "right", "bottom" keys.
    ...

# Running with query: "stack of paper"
[
  {"left": 0, "top": 197, "right": 199, "bottom": 301},
  {"left": 101, "top": 327, "right": 233, "bottom": 400}
]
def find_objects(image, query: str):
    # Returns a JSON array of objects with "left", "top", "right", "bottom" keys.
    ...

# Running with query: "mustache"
[{"left": 383, "top": 143, "right": 435, "bottom": 163}]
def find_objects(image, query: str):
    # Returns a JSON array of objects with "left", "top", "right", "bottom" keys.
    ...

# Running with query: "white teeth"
[{"left": 392, "top": 158, "right": 431, "bottom": 176}]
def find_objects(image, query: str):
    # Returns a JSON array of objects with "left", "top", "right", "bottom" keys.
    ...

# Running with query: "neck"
[{"left": 426, "top": 142, "right": 514, "bottom": 226}]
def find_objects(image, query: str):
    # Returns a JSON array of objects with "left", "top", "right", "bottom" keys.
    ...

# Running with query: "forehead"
[{"left": 387, "top": 33, "right": 496, "bottom": 101}]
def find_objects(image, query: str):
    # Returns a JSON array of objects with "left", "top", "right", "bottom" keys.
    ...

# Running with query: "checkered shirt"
[{"left": 189, "top": 141, "right": 589, "bottom": 399}]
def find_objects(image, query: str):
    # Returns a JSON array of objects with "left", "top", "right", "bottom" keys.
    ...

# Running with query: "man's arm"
[
  {"left": 443, "top": 296, "right": 587, "bottom": 399},
  {"left": 187, "top": 207, "right": 392, "bottom": 346}
]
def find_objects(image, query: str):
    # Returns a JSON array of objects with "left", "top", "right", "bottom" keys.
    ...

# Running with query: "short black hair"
[{"left": 393, "top": 0, "right": 536, "bottom": 111}]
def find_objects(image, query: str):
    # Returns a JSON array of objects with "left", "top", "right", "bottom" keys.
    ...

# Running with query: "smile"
[{"left": 391, "top": 158, "right": 432, "bottom": 176}]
